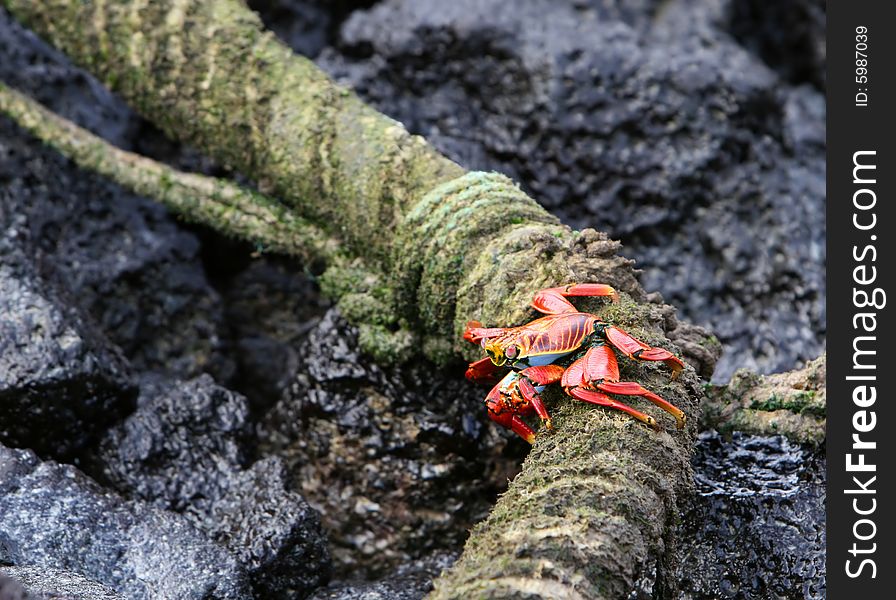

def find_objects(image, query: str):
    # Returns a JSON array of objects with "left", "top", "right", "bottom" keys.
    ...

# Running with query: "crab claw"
[
  {"left": 463, "top": 321, "right": 483, "bottom": 344},
  {"left": 463, "top": 321, "right": 507, "bottom": 345},
  {"left": 466, "top": 357, "right": 502, "bottom": 383},
  {"left": 488, "top": 412, "right": 536, "bottom": 443}
]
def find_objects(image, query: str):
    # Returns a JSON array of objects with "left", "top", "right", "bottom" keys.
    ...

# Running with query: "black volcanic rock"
[
  {"left": 93, "top": 375, "right": 331, "bottom": 598},
  {"left": 309, "top": 551, "right": 456, "bottom": 600},
  {"left": 2, "top": 12, "right": 332, "bottom": 595},
  {"left": 0, "top": 12, "right": 135, "bottom": 149},
  {"left": 0, "top": 208, "right": 136, "bottom": 460},
  {"left": 0, "top": 444, "right": 251, "bottom": 599},
  {"left": 0, "top": 117, "right": 234, "bottom": 382},
  {"left": 1, "top": 13, "right": 235, "bottom": 383},
  {"left": 204, "top": 456, "right": 332, "bottom": 598},
  {"left": 216, "top": 257, "right": 331, "bottom": 414},
  {"left": 93, "top": 376, "right": 253, "bottom": 511},
  {"left": 674, "top": 432, "right": 825, "bottom": 599},
  {"left": 728, "top": 0, "right": 826, "bottom": 89},
  {"left": 0, "top": 567, "right": 122, "bottom": 600},
  {"left": 247, "top": 0, "right": 380, "bottom": 59}
]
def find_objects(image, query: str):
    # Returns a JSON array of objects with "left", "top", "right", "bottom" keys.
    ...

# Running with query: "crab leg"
[
  {"left": 463, "top": 320, "right": 508, "bottom": 345},
  {"left": 562, "top": 355, "right": 657, "bottom": 429},
  {"left": 603, "top": 325, "right": 684, "bottom": 379},
  {"left": 466, "top": 357, "right": 503, "bottom": 383},
  {"left": 516, "top": 365, "right": 566, "bottom": 429},
  {"left": 566, "top": 387, "right": 660, "bottom": 430},
  {"left": 482, "top": 367, "right": 565, "bottom": 443},
  {"left": 519, "top": 365, "right": 567, "bottom": 385},
  {"left": 563, "top": 345, "right": 685, "bottom": 429},
  {"left": 596, "top": 381, "right": 685, "bottom": 429},
  {"left": 484, "top": 381, "right": 537, "bottom": 444},
  {"left": 491, "top": 412, "right": 537, "bottom": 444},
  {"left": 531, "top": 283, "right": 618, "bottom": 315},
  {"left": 580, "top": 345, "right": 684, "bottom": 427}
]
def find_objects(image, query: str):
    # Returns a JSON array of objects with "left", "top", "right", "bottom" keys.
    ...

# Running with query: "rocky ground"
[{"left": 2, "top": 1, "right": 824, "bottom": 598}]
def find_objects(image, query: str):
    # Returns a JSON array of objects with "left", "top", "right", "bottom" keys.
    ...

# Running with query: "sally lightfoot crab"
[{"left": 464, "top": 284, "right": 686, "bottom": 443}]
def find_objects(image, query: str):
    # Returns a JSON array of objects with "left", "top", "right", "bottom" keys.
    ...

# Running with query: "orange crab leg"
[
  {"left": 516, "top": 365, "right": 566, "bottom": 429},
  {"left": 596, "top": 382, "right": 685, "bottom": 429},
  {"left": 566, "top": 387, "right": 660, "bottom": 431},
  {"left": 531, "top": 283, "right": 618, "bottom": 315},
  {"left": 463, "top": 320, "right": 508, "bottom": 345},
  {"left": 484, "top": 375, "right": 539, "bottom": 444},
  {"left": 466, "top": 357, "right": 502, "bottom": 383},
  {"left": 604, "top": 326, "right": 684, "bottom": 379},
  {"left": 561, "top": 283, "right": 619, "bottom": 299},
  {"left": 487, "top": 406, "right": 536, "bottom": 444},
  {"left": 519, "top": 364, "right": 567, "bottom": 385},
  {"left": 581, "top": 343, "right": 620, "bottom": 381},
  {"left": 516, "top": 378, "right": 550, "bottom": 427},
  {"left": 564, "top": 346, "right": 685, "bottom": 429},
  {"left": 560, "top": 356, "right": 586, "bottom": 388}
]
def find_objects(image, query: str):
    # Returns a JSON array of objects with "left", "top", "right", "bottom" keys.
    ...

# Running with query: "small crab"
[{"left": 463, "top": 283, "right": 686, "bottom": 443}]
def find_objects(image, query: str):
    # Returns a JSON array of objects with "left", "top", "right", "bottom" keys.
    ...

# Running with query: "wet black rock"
[
  {"left": 247, "top": 0, "right": 380, "bottom": 59},
  {"left": 204, "top": 456, "right": 332, "bottom": 598},
  {"left": 215, "top": 257, "right": 331, "bottom": 414},
  {"left": 0, "top": 567, "right": 122, "bottom": 600},
  {"left": 262, "top": 309, "right": 524, "bottom": 576},
  {"left": 0, "top": 116, "right": 233, "bottom": 384},
  {"left": 0, "top": 12, "right": 136, "bottom": 149},
  {"left": 310, "top": 578, "right": 429, "bottom": 600},
  {"left": 92, "top": 375, "right": 332, "bottom": 598},
  {"left": 728, "top": 0, "right": 826, "bottom": 89},
  {"left": 318, "top": 0, "right": 825, "bottom": 381},
  {"left": 310, "top": 552, "right": 456, "bottom": 600},
  {"left": 0, "top": 207, "right": 136, "bottom": 460},
  {"left": 92, "top": 375, "right": 252, "bottom": 510},
  {"left": 1, "top": 10, "right": 238, "bottom": 382},
  {"left": 0, "top": 9, "right": 225, "bottom": 177},
  {"left": 675, "top": 431, "right": 825, "bottom": 599},
  {"left": 3, "top": 11, "right": 332, "bottom": 595},
  {"left": 0, "top": 444, "right": 251, "bottom": 599}
]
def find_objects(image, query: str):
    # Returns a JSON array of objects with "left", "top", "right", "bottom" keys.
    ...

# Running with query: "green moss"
[
  {"left": 336, "top": 293, "right": 395, "bottom": 327},
  {"left": 699, "top": 334, "right": 721, "bottom": 348},
  {"left": 749, "top": 390, "right": 820, "bottom": 415},
  {"left": 357, "top": 324, "right": 415, "bottom": 365},
  {"left": 393, "top": 172, "right": 560, "bottom": 347},
  {"left": 422, "top": 336, "right": 455, "bottom": 366}
]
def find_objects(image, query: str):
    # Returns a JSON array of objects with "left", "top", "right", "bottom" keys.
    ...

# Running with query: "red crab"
[{"left": 463, "top": 283, "right": 686, "bottom": 443}]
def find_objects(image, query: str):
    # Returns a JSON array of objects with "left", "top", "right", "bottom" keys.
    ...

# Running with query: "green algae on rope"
[
  {"left": 394, "top": 172, "right": 563, "bottom": 344},
  {"left": 2, "top": 0, "right": 464, "bottom": 265},
  {"left": 0, "top": 81, "right": 339, "bottom": 262}
]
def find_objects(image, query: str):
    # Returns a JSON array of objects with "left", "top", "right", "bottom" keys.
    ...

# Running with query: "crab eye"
[{"left": 505, "top": 345, "right": 518, "bottom": 359}]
